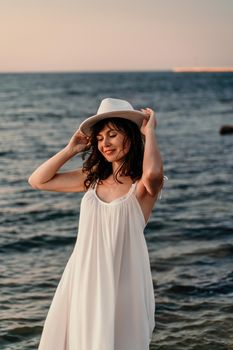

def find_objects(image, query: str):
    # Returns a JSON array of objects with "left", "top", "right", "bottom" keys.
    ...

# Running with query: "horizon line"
[
  {"left": 0, "top": 69, "right": 171, "bottom": 74},
  {"left": 0, "top": 67, "right": 233, "bottom": 74},
  {"left": 173, "top": 67, "right": 233, "bottom": 72}
]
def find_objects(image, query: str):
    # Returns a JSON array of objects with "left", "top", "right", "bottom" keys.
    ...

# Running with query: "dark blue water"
[{"left": 0, "top": 72, "right": 233, "bottom": 350}]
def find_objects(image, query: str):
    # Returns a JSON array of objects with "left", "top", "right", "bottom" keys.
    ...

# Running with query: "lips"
[{"left": 104, "top": 149, "right": 115, "bottom": 155}]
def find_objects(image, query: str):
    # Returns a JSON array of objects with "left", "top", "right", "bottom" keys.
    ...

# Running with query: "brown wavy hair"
[{"left": 81, "top": 117, "right": 145, "bottom": 190}]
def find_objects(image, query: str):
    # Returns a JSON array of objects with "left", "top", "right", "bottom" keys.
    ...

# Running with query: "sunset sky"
[{"left": 0, "top": 0, "right": 232, "bottom": 72}]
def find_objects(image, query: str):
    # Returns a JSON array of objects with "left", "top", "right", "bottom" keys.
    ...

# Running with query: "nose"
[{"left": 102, "top": 137, "right": 111, "bottom": 147}]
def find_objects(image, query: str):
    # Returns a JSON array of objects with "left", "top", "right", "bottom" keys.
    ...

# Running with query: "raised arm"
[
  {"left": 139, "top": 108, "right": 164, "bottom": 196},
  {"left": 28, "top": 129, "right": 90, "bottom": 192}
]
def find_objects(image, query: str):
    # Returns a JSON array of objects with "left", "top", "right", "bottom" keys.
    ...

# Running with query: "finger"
[{"left": 77, "top": 128, "right": 87, "bottom": 137}]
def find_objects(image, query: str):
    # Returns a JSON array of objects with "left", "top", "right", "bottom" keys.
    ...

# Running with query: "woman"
[{"left": 28, "top": 98, "right": 168, "bottom": 350}]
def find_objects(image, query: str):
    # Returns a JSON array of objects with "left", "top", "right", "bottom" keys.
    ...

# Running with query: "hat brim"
[{"left": 78, "top": 110, "right": 147, "bottom": 136}]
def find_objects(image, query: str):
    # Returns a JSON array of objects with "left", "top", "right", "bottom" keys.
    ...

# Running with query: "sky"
[{"left": 0, "top": 0, "right": 232, "bottom": 72}]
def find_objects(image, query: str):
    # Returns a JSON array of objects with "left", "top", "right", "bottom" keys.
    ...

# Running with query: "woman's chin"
[
  {"left": 104, "top": 155, "right": 119, "bottom": 162},
  {"left": 105, "top": 156, "right": 116, "bottom": 162},
  {"left": 102, "top": 151, "right": 126, "bottom": 162}
]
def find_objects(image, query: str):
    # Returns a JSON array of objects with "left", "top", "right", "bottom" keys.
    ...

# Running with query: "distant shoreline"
[
  {"left": 173, "top": 67, "right": 233, "bottom": 73},
  {"left": 0, "top": 68, "right": 233, "bottom": 74}
]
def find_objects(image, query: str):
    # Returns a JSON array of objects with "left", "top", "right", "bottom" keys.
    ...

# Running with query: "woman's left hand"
[{"left": 140, "top": 108, "right": 157, "bottom": 135}]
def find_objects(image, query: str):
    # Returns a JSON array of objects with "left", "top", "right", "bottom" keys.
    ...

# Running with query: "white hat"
[{"left": 78, "top": 98, "right": 146, "bottom": 136}]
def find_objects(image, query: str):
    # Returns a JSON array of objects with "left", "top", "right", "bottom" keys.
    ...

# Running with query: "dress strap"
[
  {"left": 133, "top": 180, "right": 139, "bottom": 191},
  {"left": 130, "top": 181, "right": 138, "bottom": 194}
]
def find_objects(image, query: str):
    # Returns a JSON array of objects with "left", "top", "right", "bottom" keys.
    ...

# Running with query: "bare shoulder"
[{"left": 134, "top": 176, "right": 164, "bottom": 224}]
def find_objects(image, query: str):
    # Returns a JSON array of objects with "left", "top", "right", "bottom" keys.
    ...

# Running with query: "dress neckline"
[{"left": 93, "top": 180, "right": 137, "bottom": 205}]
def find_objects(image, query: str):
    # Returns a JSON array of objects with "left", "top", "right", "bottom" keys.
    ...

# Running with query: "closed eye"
[{"left": 97, "top": 133, "right": 117, "bottom": 141}]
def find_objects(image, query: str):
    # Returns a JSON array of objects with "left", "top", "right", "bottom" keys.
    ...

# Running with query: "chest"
[{"left": 95, "top": 183, "right": 134, "bottom": 204}]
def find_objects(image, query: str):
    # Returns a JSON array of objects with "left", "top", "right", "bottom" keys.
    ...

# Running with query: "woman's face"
[{"left": 96, "top": 123, "right": 131, "bottom": 162}]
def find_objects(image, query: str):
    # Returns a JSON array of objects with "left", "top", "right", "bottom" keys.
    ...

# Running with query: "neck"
[{"left": 112, "top": 160, "right": 124, "bottom": 175}]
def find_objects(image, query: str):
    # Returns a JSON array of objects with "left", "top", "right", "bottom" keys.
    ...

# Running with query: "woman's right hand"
[{"left": 66, "top": 129, "right": 91, "bottom": 154}]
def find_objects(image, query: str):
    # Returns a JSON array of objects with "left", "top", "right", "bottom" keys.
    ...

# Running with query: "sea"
[{"left": 0, "top": 71, "right": 233, "bottom": 350}]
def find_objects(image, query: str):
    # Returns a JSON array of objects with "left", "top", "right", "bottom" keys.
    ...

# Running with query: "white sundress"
[{"left": 38, "top": 175, "right": 168, "bottom": 350}]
